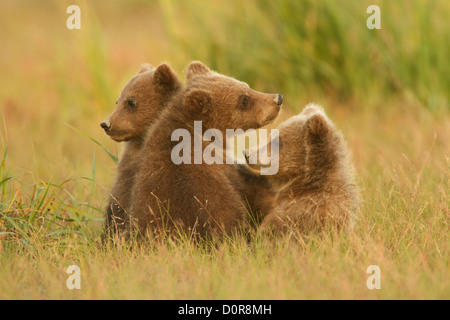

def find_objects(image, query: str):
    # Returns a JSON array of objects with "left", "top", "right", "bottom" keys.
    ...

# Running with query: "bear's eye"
[
  {"left": 241, "top": 96, "right": 250, "bottom": 107},
  {"left": 127, "top": 98, "right": 137, "bottom": 109}
]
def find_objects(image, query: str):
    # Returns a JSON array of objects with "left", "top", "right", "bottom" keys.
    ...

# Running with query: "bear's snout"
[
  {"left": 274, "top": 94, "right": 283, "bottom": 107},
  {"left": 100, "top": 119, "right": 111, "bottom": 131}
]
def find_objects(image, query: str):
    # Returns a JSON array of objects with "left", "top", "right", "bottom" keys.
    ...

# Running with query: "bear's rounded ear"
[
  {"left": 153, "top": 63, "right": 180, "bottom": 88},
  {"left": 186, "top": 61, "right": 211, "bottom": 79},
  {"left": 184, "top": 89, "right": 212, "bottom": 113},
  {"left": 306, "top": 114, "right": 329, "bottom": 139},
  {"left": 137, "top": 63, "right": 153, "bottom": 74},
  {"left": 301, "top": 103, "right": 323, "bottom": 116}
]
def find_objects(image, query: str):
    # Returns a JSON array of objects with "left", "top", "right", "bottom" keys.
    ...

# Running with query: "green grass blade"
[
  {"left": 64, "top": 122, "right": 118, "bottom": 164},
  {"left": 0, "top": 212, "right": 30, "bottom": 240},
  {"left": 29, "top": 180, "right": 52, "bottom": 224}
]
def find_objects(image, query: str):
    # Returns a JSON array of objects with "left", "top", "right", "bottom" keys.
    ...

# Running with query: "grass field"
[{"left": 0, "top": 0, "right": 448, "bottom": 300}]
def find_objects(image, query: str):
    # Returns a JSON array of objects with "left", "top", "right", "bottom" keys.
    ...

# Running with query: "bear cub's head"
[
  {"left": 245, "top": 104, "right": 342, "bottom": 188},
  {"left": 183, "top": 61, "right": 283, "bottom": 132},
  {"left": 100, "top": 63, "right": 182, "bottom": 142}
]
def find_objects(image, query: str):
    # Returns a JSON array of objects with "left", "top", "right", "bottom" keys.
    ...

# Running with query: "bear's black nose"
[
  {"left": 274, "top": 94, "right": 283, "bottom": 106},
  {"left": 100, "top": 120, "right": 111, "bottom": 131}
]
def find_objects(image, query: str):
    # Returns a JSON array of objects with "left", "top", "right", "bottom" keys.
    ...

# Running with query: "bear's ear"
[
  {"left": 184, "top": 89, "right": 212, "bottom": 113},
  {"left": 153, "top": 63, "right": 179, "bottom": 88},
  {"left": 137, "top": 63, "right": 153, "bottom": 74},
  {"left": 306, "top": 114, "right": 329, "bottom": 139},
  {"left": 186, "top": 61, "right": 211, "bottom": 79},
  {"left": 301, "top": 103, "right": 323, "bottom": 116}
]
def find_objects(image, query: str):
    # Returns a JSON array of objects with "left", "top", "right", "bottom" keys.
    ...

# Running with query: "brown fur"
[
  {"left": 244, "top": 104, "right": 361, "bottom": 236},
  {"left": 128, "top": 61, "right": 282, "bottom": 240},
  {"left": 233, "top": 163, "right": 276, "bottom": 228},
  {"left": 101, "top": 63, "right": 183, "bottom": 239}
]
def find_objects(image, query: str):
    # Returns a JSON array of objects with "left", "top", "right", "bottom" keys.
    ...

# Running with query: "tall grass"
[
  {"left": 0, "top": 135, "right": 103, "bottom": 252},
  {"left": 161, "top": 0, "right": 449, "bottom": 111},
  {"left": 1, "top": 103, "right": 448, "bottom": 299}
]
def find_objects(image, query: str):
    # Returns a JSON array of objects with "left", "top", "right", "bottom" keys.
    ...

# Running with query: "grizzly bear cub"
[
  {"left": 100, "top": 63, "right": 183, "bottom": 238},
  {"left": 244, "top": 104, "right": 361, "bottom": 235},
  {"left": 128, "top": 61, "right": 283, "bottom": 240}
]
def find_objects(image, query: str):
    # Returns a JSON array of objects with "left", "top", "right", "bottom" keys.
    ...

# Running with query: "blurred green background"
[{"left": 163, "top": 0, "right": 449, "bottom": 112}]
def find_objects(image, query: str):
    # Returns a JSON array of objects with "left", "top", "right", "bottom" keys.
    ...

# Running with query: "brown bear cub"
[
  {"left": 128, "top": 61, "right": 283, "bottom": 240},
  {"left": 244, "top": 104, "right": 360, "bottom": 236},
  {"left": 100, "top": 63, "right": 183, "bottom": 239}
]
